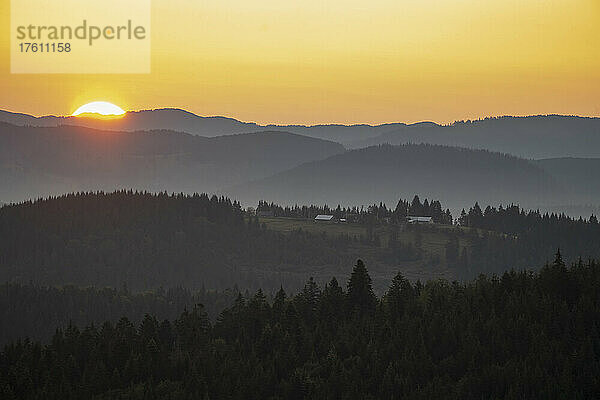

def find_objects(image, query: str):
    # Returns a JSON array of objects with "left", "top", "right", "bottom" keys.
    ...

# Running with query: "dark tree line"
[
  {"left": 0, "top": 283, "right": 241, "bottom": 346},
  {"left": 459, "top": 203, "right": 598, "bottom": 235},
  {"left": 0, "top": 191, "right": 362, "bottom": 292},
  {"left": 256, "top": 195, "right": 453, "bottom": 224},
  {"left": 3, "top": 191, "right": 600, "bottom": 292},
  {"left": 452, "top": 203, "right": 600, "bottom": 276},
  {"left": 2, "top": 257, "right": 599, "bottom": 399}
]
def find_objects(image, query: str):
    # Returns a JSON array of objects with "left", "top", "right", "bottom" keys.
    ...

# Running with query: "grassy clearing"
[
  {"left": 258, "top": 216, "right": 463, "bottom": 252},
  {"left": 257, "top": 216, "right": 470, "bottom": 285}
]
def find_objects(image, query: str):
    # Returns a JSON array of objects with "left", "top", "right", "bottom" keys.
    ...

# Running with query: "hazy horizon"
[
  {"left": 2, "top": 106, "right": 600, "bottom": 128},
  {"left": 2, "top": 0, "right": 599, "bottom": 125}
]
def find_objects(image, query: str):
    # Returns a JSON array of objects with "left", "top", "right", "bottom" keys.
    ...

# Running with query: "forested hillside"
[
  {"left": 228, "top": 144, "right": 559, "bottom": 210},
  {"left": 0, "top": 191, "right": 361, "bottom": 291},
  {"left": 0, "top": 192, "right": 465, "bottom": 292},
  {"left": 4, "top": 110, "right": 600, "bottom": 156},
  {"left": 2, "top": 192, "right": 599, "bottom": 293},
  {"left": 455, "top": 204, "right": 600, "bottom": 274},
  {"left": 0, "top": 284, "right": 240, "bottom": 346},
  {"left": 250, "top": 198, "right": 600, "bottom": 280},
  {"left": 0, "top": 122, "right": 344, "bottom": 203},
  {"left": 353, "top": 115, "right": 600, "bottom": 158},
  {"left": 2, "top": 119, "right": 599, "bottom": 214},
  {"left": 533, "top": 157, "right": 600, "bottom": 203},
  {"left": 2, "top": 258, "right": 599, "bottom": 399}
]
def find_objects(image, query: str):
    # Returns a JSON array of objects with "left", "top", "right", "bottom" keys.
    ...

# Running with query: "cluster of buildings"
[
  {"left": 313, "top": 214, "right": 433, "bottom": 224},
  {"left": 248, "top": 208, "right": 434, "bottom": 225}
]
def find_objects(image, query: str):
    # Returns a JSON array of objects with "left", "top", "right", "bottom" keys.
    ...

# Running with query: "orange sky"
[{"left": 1, "top": 0, "right": 599, "bottom": 125}]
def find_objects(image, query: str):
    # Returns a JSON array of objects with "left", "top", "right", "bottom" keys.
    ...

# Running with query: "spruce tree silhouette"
[
  {"left": 347, "top": 259, "right": 376, "bottom": 312},
  {"left": 554, "top": 248, "right": 564, "bottom": 267},
  {"left": 385, "top": 272, "right": 414, "bottom": 321}
]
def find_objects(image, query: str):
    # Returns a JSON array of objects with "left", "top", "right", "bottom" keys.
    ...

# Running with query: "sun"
[{"left": 72, "top": 101, "right": 126, "bottom": 117}]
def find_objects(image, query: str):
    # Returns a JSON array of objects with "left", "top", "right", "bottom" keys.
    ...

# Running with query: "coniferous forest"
[
  {"left": 1, "top": 191, "right": 600, "bottom": 398},
  {"left": 1, "top": 257, "right": 599, "bottom": 399},
  {"left": 3, "top": 1, "right": 600, "bottom": 396},
  {"left": 1, "top": 192, "right": 599, "bottom": 291}
]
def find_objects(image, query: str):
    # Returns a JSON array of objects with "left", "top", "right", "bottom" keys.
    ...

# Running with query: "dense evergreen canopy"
[
  {"left": 453, "top": 203, "right": 600, "bottom": 276},
  {"left": 0, "top": 283, "right": 239, "bottom": 346},
  {"left": 0, "top": 191, "right": 361, "bottom": 291},
  {"left": 2, "top": 191, "right": 599, "bottom": 292},
  {"left": 2, "top": 258, "right": 599, "bottom": 399}
]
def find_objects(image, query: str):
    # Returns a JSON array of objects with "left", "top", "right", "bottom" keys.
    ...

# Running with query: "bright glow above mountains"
[
  {"left": 2, "top": 1, "right": 599, "bottom": 124},
  {"left": 72, "top": 102, "right": 126, "bottom": 116}
]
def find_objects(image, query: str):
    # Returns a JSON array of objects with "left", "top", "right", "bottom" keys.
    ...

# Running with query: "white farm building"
[
  {"left": 314, "top": 215, "right": 335, "bottom": 222},
  {"left": 407, "top": 216, "right": 433, "bottom": 224}
]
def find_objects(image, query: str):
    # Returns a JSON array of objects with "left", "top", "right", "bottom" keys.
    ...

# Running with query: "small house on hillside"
[
  {"left": 314, "top": 215, "right": 335, "bottom": 222},
  {"left": 407, "top": 216, "right": 433, "bottom": 224}
]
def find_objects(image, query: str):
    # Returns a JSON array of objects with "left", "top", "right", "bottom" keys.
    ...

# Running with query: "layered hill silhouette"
[
  {"left": 0, "top": 122, "right": 344, "bottom": 203},
  {"left": 2, "top": 109, "right": 600, "bottom": 212},
  {"left": 3, "top": 109, "right": 600, "bottom": 158},
  {"left": 353, "top": 115, "right": 600, "bottom": 159},
  {"left": 0, "top": 109, "right": 396, "bottom": 144},
  {"left": 226, "top": 144, "right": 562, "bottom": 211},
  {"left": 533, "top": 158, "right": 600, "bottom": 203}
]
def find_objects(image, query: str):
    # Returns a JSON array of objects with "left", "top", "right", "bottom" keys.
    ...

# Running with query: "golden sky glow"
[{"left": 1, "top": 0, "right": 599, "bottom": 125}]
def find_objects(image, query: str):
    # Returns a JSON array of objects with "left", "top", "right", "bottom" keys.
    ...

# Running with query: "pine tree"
[
  {"left": 385, "top": 272, "right": 413, "bottom": 321},
  {"left": 295, "top": 277, "right": 321, "bottom": 324},
  {"left": 320, "top": 277, "right": 345, "bottom": 324},
  {"left": 347, "top": 259, "right": 376, "bottom": 312},
  {"left": 554, "top": 248, "right": 564, "bottom": 267},
  {"left": 410, "top": 195, "right": 422, "bottom": 216}
]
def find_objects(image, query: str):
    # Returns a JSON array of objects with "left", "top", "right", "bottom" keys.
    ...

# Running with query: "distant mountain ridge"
[
  {"left": 0, "top": 122, "right": 344, "bottom": 203},
  {"left": 2, "top": 109, "right": 600, "bottom": 157},
  {"left": 2, "top": 109, "right": 600, "bottom": 214},
  {"left": 0, "top": 108, "right": 398, "bottom": 144},
  {"left": 226, "top": 143, "right": 563, "bottom": 211},
  {"left": 533, "top": 157, "right": 600, "bottom": 203},
  {"left": 352, "top": 115, "right": 600, "bottom": 159}
]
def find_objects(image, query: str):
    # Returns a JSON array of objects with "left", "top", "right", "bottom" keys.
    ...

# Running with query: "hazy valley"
[{"left": 1, "top": 111, "right": 599, "bottom": 216}]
